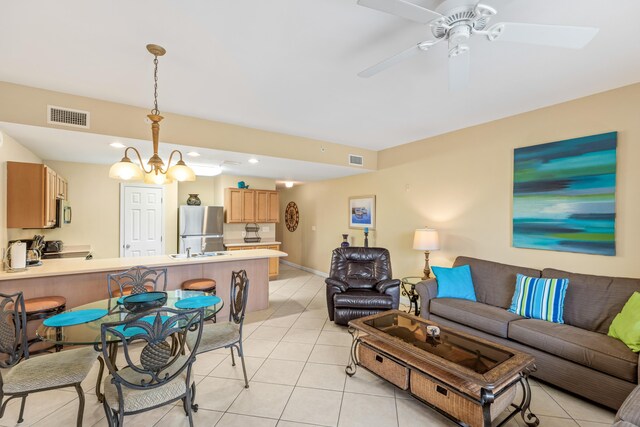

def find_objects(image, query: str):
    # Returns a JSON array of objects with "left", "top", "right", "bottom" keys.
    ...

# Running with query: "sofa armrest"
[
  {"left": 375, "top": 279, "right": 401, "bottom": 293},
  {"left": 616, "top": 385, "right": 640, "bottom": 425},
  {"left": 325, "top": 278, "right": 348, "bottom": 293},
  {"left": 414, "top": 278, "right": 438, "bottom": 319}
]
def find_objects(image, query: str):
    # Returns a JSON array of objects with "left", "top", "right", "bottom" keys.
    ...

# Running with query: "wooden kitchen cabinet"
[
  {"left": 45, "top": 167, "right": 57, "bottom": 227},
  {"left": 266, "top": 245, "right": 280, "bottom": 277},
  {"left": 56, "top": 174, "right": 68, "bottom": 200},
  {"left": 224, "top": 244, "right": 280, "bottom": 277},
  {"left": 225, "top": 188, "right": 256, "bottom": 223},
  {"left": 7, "top": 162, "right": 67, "bottom": 229},
  {"left": 253, "top": 190, "right": 280, "bottom": 223},
  {"left": 267, "top": 191, "right": 280, "bottom": 223},
  {"left": 243, "top": 190, "right": 255, "bottom": 222}
]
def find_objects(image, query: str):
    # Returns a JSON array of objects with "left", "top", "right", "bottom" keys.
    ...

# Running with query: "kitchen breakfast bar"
[{"left": 0, "top": 249, "right": 287, "bottom": 318}]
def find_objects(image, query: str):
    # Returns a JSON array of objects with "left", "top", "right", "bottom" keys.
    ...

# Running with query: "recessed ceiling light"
[
  {"left": 110, "top": 142, "right": 126, "bottom": 148},
  {"left": 248, "top": 158, "right": 259, "bottom": 164},
  {"left": 187, "top": 151, "right": 200, "bottom": 157},
  {"left": 285, "top": 181, "right": 294, "bottom": 188}
]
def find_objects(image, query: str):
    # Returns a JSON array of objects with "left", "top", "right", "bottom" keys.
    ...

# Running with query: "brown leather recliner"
[{"left": 325, "top": 247, "right": 400, "bottom": 326}]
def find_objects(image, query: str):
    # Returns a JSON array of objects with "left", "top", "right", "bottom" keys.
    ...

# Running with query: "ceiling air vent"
[
  {"left": 47, "top": 105, "right": 90, "bottom": 129},
  {"left": 349, "top": 154, "right": 364, "bottom": 167}
]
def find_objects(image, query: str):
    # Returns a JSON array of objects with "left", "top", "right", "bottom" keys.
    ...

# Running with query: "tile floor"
[{"left": 1, "top": 264, "right": 617, "bottom": 426}]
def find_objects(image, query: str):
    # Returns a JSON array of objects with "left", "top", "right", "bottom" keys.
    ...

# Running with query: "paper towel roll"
[{"left": 10, "top": 242, "right": 26, "bottom": 270}]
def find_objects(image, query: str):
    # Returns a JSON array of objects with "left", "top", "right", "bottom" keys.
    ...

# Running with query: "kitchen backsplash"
[{"left": 223, "top": 223, "right": 276, "bottom": 242}]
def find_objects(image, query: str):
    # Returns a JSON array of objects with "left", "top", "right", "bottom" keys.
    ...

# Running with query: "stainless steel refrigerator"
[{"left": 178, "top": 206, "right": 224, "bottom": 254}]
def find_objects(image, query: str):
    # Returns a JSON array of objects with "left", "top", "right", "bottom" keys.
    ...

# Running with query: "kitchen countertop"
[
  {"left": 224, "top": 241, "right": 281, "bottom": 248},
  {"left": 0, "top": 249, "right": 287, "bottom": 281}
]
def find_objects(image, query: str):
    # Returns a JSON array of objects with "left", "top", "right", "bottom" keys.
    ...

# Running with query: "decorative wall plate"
[{"left": 285, "top": 202, "right": 299, "bottom": 232}]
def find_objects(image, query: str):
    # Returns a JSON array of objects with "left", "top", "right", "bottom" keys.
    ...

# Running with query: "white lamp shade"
[
  {"left": 166, "top": 163, "right": 196, "bottom": 182},
  {"left": 109, "top": 160, "right": 144, "bottom": 181},
  {"left": 144, "top": 172, "right": 173, "bottom": 185},
  {"left": 413, "top": 228, "right": 440, "bottom": 251}
]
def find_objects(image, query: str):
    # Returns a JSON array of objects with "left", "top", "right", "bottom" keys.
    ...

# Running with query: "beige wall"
[
  {"left": 0, "top": 82, "right": 377, "bottom": 170},
  {"left": 178, "top": 176, "right": 216, "bottom": 207},
  {"left": 5, "top": 159, "right": 179, "bottom": 259},
  {"left": 279, "top": 83, "right": 640, "bottom": 279},
  {"left": 0, "top": 131, "right": 43, "bottom": 251}
]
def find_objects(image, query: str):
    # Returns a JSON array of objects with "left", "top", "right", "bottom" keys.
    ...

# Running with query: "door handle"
[{"left": 125, "top": 244, "right": 131, "bottom": 249}]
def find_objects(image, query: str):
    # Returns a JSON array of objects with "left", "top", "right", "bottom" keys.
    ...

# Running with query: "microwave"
[{"left": 55, "top": 199, "right": 72, "bottom": 228}]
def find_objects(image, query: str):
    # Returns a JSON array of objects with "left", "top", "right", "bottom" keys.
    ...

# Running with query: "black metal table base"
[{"left": 345, "top": 327, "right": 539, "bottom": 427}]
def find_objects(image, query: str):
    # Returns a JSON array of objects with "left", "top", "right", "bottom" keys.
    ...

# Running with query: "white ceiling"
[
  {"left": 0, "top": 122, "right": 368, "bottom": 182},
  {"left": 1, "top": 1, "right": 640, "bottom": 150}
]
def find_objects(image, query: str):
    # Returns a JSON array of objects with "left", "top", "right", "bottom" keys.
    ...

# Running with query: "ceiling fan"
[{"left": 357, "top": 0, "right": 599, "bottom": 91}]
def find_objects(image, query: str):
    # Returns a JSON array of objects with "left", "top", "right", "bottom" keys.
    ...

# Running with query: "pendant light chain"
[{"left": 152, "top": 55, "right": 160, "bottom": 115}]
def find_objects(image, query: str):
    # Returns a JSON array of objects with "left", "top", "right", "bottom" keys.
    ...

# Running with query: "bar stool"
[
  {"left": 181, "top": 278, "right": 217, "bottom": 294},
  {"left": 20, "top": 296, "right": 66, "bottom": 353},
  {"left": 182, "top": 278, "right": 217, "bottom": 321}
]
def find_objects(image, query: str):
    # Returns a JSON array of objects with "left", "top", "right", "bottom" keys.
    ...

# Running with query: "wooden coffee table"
[{"left": 346, "top": 310, "right": 539, "bottom": 427}]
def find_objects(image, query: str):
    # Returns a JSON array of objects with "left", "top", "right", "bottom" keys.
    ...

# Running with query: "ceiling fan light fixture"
[{"left": 356, "top": 0, "right": 600, "bottom": 88}]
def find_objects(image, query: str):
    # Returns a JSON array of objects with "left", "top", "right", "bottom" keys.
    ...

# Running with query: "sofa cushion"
[
  {"left": 430, "top": 298, "right": 523, "bottom": 338},
  {"left": 543, "top": 268, "right": 640, "bottom": 334},
  {"left": 609, "top": 292, "right": 640, "bottom": 352},
  {"left": 508, "top": 274, "right": 569, "bottom": 324},
  {"left": 333, "top": 290, "right": 393, "bottom": 309},
  {"left": 454, "top": 257, "right": 541, "bottom": 309},
  {"left": 432, "top": 265, "right": 477, "bottom": 301},
  {"left": 509, "top": 319, "right": 637, "bottom": 382}
]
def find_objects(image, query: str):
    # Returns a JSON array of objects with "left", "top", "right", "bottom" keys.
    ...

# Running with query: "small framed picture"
[{"left": 349, "top": 195, "right": 376, "bottom": 229}]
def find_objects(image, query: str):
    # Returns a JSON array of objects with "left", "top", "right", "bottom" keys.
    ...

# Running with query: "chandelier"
[{"left": 109, "top": 44, "right": 195, "bottom": 184}]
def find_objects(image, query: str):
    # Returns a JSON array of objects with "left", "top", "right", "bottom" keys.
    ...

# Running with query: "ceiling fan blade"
[
  {"left": 357, "top": 0, "right": 442, "bottom": 24},
  {"left": 486, "top": 22, "right": 599, "bottom": 49},
  {"left": 448, "top": 49, "right": 470, "bottom": 92},
  {"left": 358, "top": 44, "right": 422, "bottom": 78}
]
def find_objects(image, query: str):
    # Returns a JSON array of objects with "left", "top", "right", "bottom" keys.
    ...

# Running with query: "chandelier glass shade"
[{"left": 109, "top": 44, "right": 195, "bottom": 183}]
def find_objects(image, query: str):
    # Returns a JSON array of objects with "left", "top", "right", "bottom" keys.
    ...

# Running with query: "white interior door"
[{"left": 121, "top": 185, "right": 164, "bottom": 257}]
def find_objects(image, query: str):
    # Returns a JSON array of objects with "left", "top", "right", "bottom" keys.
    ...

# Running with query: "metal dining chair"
[
  {"left": 187, "top": 270, "right": 250, "bottom": 410},
  {"left": 0, "top": 291, "right": 97, "bottom": 427},
  {"left": 100, "top": 307, "right": 204, "bottom": 426},
  {"left": 107, "top": 266, "right": 167, "bottom": 298}
]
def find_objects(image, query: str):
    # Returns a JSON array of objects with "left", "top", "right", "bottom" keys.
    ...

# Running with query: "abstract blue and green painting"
[{"left": 513, "top": 132, "right": 617, "bottom": 256}]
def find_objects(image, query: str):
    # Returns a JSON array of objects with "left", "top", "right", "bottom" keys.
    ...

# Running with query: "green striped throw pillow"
[{"left": 508, "top": 274, "right": 569, "bottom": 323}]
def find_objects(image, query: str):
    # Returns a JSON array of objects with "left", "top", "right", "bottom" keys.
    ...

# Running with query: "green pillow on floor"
[{"left": 608, "top": 291, "right": 640, "bottom": 352}]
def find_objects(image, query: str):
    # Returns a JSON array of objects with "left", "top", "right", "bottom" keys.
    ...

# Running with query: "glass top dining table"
[{"left": 36, "top": 290, "right": 224, "bottom": 346}]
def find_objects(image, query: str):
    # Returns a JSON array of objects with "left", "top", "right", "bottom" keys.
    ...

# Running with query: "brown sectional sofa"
[{"left": 415, "top": 256, "right": 639, "bottom": 410}]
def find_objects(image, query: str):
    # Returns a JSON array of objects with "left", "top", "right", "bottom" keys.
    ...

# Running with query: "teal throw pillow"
[
  {"left": 432, "top": 265, "right": 477, "bottom": 301},
  {"left": 508, "top": 274, "right": 569, "bottom": 323}
]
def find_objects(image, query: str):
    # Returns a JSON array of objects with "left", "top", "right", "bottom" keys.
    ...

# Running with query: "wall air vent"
[
  {"left": 47, "top": 105, "right": 90, "bottom": 129},
  {"left": 349, "top": 154, "right": 364, "bottom": 167}
]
